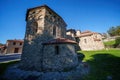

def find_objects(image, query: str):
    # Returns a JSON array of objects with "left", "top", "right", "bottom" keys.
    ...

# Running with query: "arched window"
[
  {"left": 53, "top": 26, "right": 56, "bottom": 36},
  {"left": 32, "top": 21, "right": 38, "bottom": 34},
  {"left": 84, "top": 39, "right": 87, "bottom": 43}
]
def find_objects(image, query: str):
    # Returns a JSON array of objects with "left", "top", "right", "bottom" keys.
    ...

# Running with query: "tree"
[
  {"left": 116, "top": 26, "right": 120, "bottom": 36},
  {"left": 114, "top": 37, "right": 120, "bottom": 48},
  {"left": 107, "top": 26, "right": 120, "bottom": 36}
]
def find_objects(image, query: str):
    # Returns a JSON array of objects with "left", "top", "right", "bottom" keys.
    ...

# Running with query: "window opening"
[
  {"left": 53, "top": 26, "right": 56, "bottom": 36},
  {"left": 55, "top": 45, "right": 59, "bottom": 54},
  {"left": 13, "top": 42, "right": 16, "bottom": 45},
  {"left": 84, "top": 39, "right": 87, "bottom": 43},
  {"left": 20, "top": 42, "right": 22, "bottom": 45}
]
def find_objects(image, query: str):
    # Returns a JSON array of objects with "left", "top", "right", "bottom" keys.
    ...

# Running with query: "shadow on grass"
[{"left": 83, "top": 53, "right": 120, "bottom": 80}]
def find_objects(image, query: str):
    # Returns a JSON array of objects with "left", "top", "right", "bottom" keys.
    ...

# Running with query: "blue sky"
[{"left": 0, "top": 0, "right": 120, "bottom": 44}]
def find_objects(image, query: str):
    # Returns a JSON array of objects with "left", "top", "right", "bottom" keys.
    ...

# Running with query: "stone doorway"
[{"left": 14, "top": 48, "right": 19, "bottom": 53}]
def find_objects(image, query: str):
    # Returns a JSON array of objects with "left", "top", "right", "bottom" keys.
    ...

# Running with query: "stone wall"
[
  {"left": 21, "top": 34, "right": 53, "bottom": 71},
  {"left": 44, "top": 8, "right": 66, "bottom": 38},
  {"left": 20, "top": 5, "right": 74, "bottom": 72},
  {"left": 42, "top": 44, "right": 78, "bottom": 71},
  {"left": 79, "top": 33, "right": 105, "bottom": 50}
]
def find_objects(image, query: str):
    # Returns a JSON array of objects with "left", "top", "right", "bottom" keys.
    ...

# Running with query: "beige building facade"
[{"left": 5, "top": 40, "right": 24, "bottom": 53}]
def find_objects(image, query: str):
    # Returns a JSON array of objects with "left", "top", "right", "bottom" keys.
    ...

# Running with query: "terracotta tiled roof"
[
  {"left": 81, "top": 30, "right": 92, "bottom": 33},
  {"left": 79, "top": 33, "right": 93, "bottom": 37},
  {"left": 0, "top": 46, "right": 4, "bottom": 48},
  {"left": 7, "top": 39, "right": 24, "bottom": 42},
  {"left": 0, "top": 45, "right": 6, "bottom": 49},
  {"left": 42, "top": 38, "right": 77, "bottom": 45},
  {"left": 94, "top": 38, "right": 101, "bottom": 41},
  {"left": 76, "top": 30, "right": 97, "bottom": 37}
]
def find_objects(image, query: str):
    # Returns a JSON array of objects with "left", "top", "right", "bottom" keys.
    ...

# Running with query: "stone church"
[
  {"left": 21, "top": 5, "right": 78, "bottom": 72},
  {"left": 2, "top": 5, "right": 89, "bottom": 80},
  {"left": 66, "top": 29, "right": 105, "bottom": 50}
]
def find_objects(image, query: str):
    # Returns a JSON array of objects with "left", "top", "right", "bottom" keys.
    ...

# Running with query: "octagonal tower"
[{"left": 20, "top": 5, "right": 78, "bottom": 71}]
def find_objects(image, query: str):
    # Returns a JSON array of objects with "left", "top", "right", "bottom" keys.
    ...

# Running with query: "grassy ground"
[
  {"left": 78, "top": 49, "right": 120, "bottom": 80},
  {"left": 0, "top": 49, "right": 120, "bottom": 80}
]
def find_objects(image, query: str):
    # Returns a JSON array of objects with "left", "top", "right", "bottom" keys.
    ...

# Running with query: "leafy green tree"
[
  {"left": 107, "top": 26, "right": 120, "bottom": 36},
  {"left": 116, "top": 26, "right": 120, "bottom": 36},
  {"left": 114, "top": 37, "right": 120, "bottom": 48}
]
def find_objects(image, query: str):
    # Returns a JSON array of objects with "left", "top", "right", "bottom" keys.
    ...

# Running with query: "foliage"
[
  {"left": 104, "top": 37, "right": 120, "bottom": 48},
  {"left": 103, "top": 40, "right": 115, "bottom": 46},
  {"left": 78, "top": 49, "right": 120, "bottom": 80},
  {"left": 107, "top": 26, "right": 120, "bottom": 36},
  {"left": 114, "top": 37, "right": 120, "bottom": 48}
]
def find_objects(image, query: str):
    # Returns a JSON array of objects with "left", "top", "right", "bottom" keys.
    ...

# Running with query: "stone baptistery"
[
  {"left": 20, "top": 5, "right": 78, "bottom": 72},
  {"left": 2, "top": 5, "right": 89, "bottom": 80}
]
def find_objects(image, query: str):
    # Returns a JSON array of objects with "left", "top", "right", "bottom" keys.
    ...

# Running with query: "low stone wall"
[{"left": 1, "top": 62, "right": 89, "bottom": 80}]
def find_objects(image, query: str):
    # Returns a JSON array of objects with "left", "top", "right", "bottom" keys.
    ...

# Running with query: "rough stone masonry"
[
  {"left": 1, "top": 5, "right": 89, "bottom": 80},
  {"left": 20, "top": 5, "right": 78, "bottom": 72}
]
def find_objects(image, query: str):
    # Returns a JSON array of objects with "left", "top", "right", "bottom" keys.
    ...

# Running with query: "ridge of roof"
[
  {"left": 7, "top": 39, "right": 24, "bottom": 42},
  {"left": 42, "top": 38, "right": 77, "bottom": 45}
]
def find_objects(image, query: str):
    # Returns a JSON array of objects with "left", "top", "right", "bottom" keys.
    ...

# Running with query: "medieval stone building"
[
  {"left": 21, "top": 5, "right": 78, "bottom": 72},
  {"left": 2, "top": 5, "right": 90, "bottom": 80},
  {"left": 66, "top": 30, "right": 105, "bottom": 50},
  {"left": 78, "top": 31, "right": 105, "bottom": 50}
]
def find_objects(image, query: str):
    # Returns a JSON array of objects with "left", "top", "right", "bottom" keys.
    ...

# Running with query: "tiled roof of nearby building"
[
  {"left": 94, "top": 38, "right": 101, "bottom": 41},
  {"left": 77, "top": 30, "right": 97, "bottom": 37},
  {"left": 7, "top": 39, "right": 24, "bottom": 42},
  {"left": 0, "top": 46, "right": 4, "bottom": 48},
  {"left": 67, "top": 29, "right": 76, "bottom": 33},
  {"left": 0, "top": 45, "right": 6, "bottom": 49},
  {"left": 42, "top": 38, "right": 77, "bottom": 45}
]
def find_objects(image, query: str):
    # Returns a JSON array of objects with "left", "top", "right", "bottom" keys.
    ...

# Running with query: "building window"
[
  {"left": 84, "top": 39, "right": 87, "bottom": 43},
  {"left": 54, "top": 15, "right": 56, "bottom": 18},
  {"left": 32, "top": 22, "right": 38, "bottom": 34},
  {"left": 20, "top": 42, "right": 22, "bottom": 45},
  {"left": 13, "top": 42, "right": 16, "bottom": 45},
  {"left": 49, "top": 11, "right": 52, "bottom": 15},
  {"left": 14, "top": 48, "right": 19, "bottom": 53},
  {"left": 32, "top": 11, "right": 35, "bottom": 14},
  {"left": 55, "top": 45, "right": 59, "bottom": 54},
  {"left": 53, "top": 26, "right": 56, "bottom": 36}
]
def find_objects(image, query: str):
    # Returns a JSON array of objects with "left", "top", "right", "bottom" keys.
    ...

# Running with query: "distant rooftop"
[
  {"left": 77, "top": 30, "right": 98, "bottom": 37},
  {"left": 7, "top": 39, "right": 24, "bottom": 42}
]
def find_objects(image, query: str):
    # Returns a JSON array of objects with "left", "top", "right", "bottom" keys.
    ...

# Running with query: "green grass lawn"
[
  {"left": 0, "top": 49, "right": 120, "bottom": 80},
  {"left": 78, "top": 49, "right": 120, "bottom": 80}
]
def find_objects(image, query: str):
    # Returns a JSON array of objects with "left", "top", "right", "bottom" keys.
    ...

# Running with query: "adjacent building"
[
  {"left": 2, "top": 40, "right": 24, "bottom": 54},
  {"left": 67, "top": 30, "right": 105, "bottom": 51}
]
